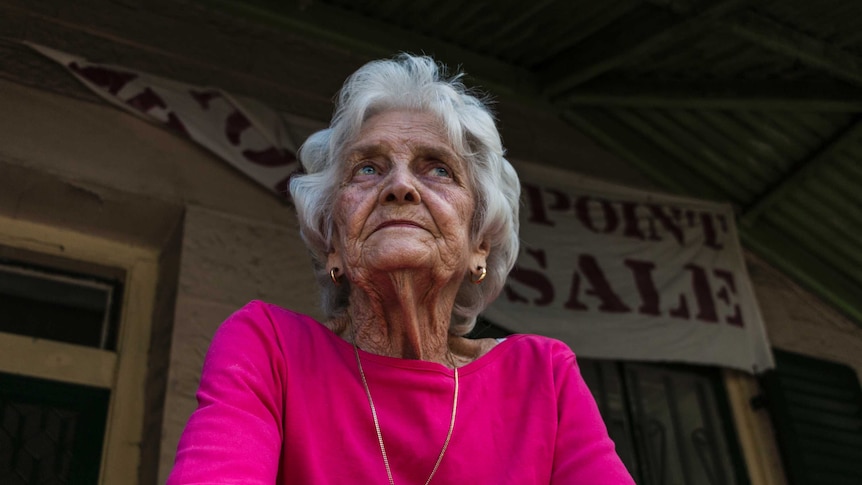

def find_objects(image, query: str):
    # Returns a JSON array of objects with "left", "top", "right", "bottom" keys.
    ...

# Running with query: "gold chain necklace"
[{"left": 353, "top": 344, "right": 459, "bottom": 485}]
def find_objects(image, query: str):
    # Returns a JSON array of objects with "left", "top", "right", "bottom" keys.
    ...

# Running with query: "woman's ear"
[
  {"left": 470, "top": 239, "right": 490, "bottom": 271},
  {"left": 327, "top": 248, "right": 344, "bottom": 274},
  {"left": 326, "top": 248, "right": 346, "bottom": 285},
  {"left": 326, "top": 227, "right": 344, "bottom": 272}
]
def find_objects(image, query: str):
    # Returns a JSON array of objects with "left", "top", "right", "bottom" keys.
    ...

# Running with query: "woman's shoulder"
[
  {"left": 216, "top": 300, "right": 329, "bottom": 343},
  {"left": 500, "top": 333, "right": 575, "bottom": 359},
  {"left": 231, "top": 299, "right": 316, "bottom": 320},
  {"left": 463, "top": 333, "right": 575, "bottom": 376}
]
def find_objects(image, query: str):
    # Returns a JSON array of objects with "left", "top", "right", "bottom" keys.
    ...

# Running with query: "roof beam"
[
  {"left": 561, "top": 108, "right": 728, "bottom": 201},
  {"left": 723, "top": 13, "right": 862, "bottom": 87},
  {"left": 205, "top": 0, "right": 540, "bottom": 99},
  {"left": 741, "top": 116, "right": 862, "bottom": 226},
  {"left": 540, "top": 0, "right": 753, "bottom": 99},
  {"left": 559, "top": 79, "right": 862, "bottom": 112}
]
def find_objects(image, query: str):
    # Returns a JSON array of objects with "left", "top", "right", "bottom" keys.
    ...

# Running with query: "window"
[
  {"left": 0, "top": 216, "right": 159, "bottom": 484},
  {"left": 0, "top": 255, "right": 125, "bottom": 483},
  {"left": 0, "top": 261, "right": 122, "bottom": 350},
  {"left": 579, "top": 359, "right": 749, "bottom": 485}
]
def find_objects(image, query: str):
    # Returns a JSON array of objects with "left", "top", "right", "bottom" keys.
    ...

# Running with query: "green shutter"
[{"left": 762, "top": 350, "right": 862, "bottom": 485}]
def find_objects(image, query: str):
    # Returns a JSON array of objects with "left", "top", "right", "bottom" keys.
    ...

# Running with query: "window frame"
[{"left": 0, "top": 214, "right": 158, "bottom": 484}]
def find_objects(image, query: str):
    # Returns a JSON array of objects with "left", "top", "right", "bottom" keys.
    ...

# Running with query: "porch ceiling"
[{"left": 207, "top": 0, "right": 862, "bottom": 326}]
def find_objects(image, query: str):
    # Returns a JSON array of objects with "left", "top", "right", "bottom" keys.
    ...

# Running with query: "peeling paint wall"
[
  {"left": 747, "top": 252, "right": 862, "bottom": 380},
  {"left": 159, "top": 205, "right": 321, "bottom": 482}
]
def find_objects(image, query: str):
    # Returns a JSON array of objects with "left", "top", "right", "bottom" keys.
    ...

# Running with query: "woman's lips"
[{"left": 375, "top": 220, "right": 423, "bottom": 231}]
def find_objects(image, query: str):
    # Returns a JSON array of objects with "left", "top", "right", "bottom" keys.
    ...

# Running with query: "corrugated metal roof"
[{"left": 209, "top": 0, "right": 862, "bottom": 325}]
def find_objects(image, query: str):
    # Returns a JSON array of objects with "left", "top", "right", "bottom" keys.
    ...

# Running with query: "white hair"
[{"left": 289, "top": 54, "right": 520, "bottom": 335}]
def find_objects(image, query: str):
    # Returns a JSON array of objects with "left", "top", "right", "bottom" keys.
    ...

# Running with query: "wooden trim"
[
  {"left": 560, "top": 80, "right": 862, "bottom": 112},
  {"left": 101, "top": 257, "right": 158, "bottom": 484},
  {"left": 0, "top": 215, "right": 155, "bottom": 264},
  {"left": 207, "top": 0, "right": 539, "bottom": 99},
  {"left": 541, "top": 0, "right": 753, "bottom": 97},
  {"left": 723, "top": 369, "right": 788, "bottom": 485},
  {"left": 725, "top": 12, "right": 862, "bottom": 86},
  {"left": 0, "top": 331, "right": 116, "bottom": 387}
]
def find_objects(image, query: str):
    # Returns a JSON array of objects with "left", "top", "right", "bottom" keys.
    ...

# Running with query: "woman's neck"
[{"left": 338, "top": 269, "right": 461, "bottom": 367}]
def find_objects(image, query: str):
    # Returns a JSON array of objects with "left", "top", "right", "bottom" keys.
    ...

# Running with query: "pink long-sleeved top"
[{"left": 168, "top": 301, "right": 635, "bottom": 484}]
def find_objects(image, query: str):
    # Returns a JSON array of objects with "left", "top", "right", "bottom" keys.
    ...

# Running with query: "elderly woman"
[{"left": 168, "top": 55, "right": 634, "bottom": 484}]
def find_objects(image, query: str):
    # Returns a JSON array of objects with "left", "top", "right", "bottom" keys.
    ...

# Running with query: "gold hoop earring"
[
  {"left": 330, "top": 267, "right": 341, "bottom": 286},
  {"left": 472, "top": 266, "right": 487, "bottom": 284}
]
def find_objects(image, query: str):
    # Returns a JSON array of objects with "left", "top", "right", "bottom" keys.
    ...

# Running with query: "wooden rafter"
[
  {"left": 540, "top": 0, "right": 753, "bottom": 99},
  {"left": 559, "top": 79, "right": 862, "bottom": 112},
  {"left": 561, "top": 108, "right": 728, "bottom": 201},
  {"left": 741, "top": 116, "right": 862, "bottom": 226},
  {"left": 205, "top": 0, "right": 539, "bottom": 99},
  {"left": 724, "top": 12, "right": 862, "bottom": 87}
]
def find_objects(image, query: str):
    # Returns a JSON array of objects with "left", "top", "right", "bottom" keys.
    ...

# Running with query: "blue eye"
[
  {"left": 357, "top": 165, "right": 377, "bottom": 175},
  {"left": 431, "top": 166, "right": 451, "bottom": 178}
]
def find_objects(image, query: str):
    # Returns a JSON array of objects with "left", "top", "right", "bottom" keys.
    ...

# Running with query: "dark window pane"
[
  {"left": 0, "top": 264, "right": 117, "bottom": 350},
  {"left": 0, "top": 372, "right": 109, "bottom": 485},
  {"left": 581, "top": 359, "right": 745, "bottom": 485},
  {"left": 625, "top": 364, "right": 739, "bottom": 485},
  {"left": 579, "top": 359, "right": 643, "bottom": 481}
]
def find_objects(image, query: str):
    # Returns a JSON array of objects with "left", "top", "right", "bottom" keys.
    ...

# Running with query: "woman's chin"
[{"left": 359, "top": 245, "right": 441, "bottom": 273}]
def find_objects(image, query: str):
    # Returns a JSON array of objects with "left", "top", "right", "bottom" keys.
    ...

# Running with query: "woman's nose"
[{"left": 380, "top": 168, "right": 421, "bottom": 205}]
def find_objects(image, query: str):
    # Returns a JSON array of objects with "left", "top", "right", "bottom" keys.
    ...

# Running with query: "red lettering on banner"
[
  {"left": 68, "top": 62, "right": 137, "bottom": 95},
  {"left": 624, "top": 259, "right": 661, "bottom": 316},
  {"left": 126, "top": 87, "right": 167, "bottom": 112},
  {"left": 226, "top": 110, "right": 252, "bottom": 145},
  {"left": 165, "top": 112, "right": 190, "bottom": 136},
  {"left": 226, "top": 110, "right": 295, "bottom": 166},
  {"left": 685, "top": 264, "right": 718, "bottom": 323},
  {"left": 522, "top": 183, "right": 556, "bottom": 226},
  {"left": 669, "top": 294, "right": 691, "bottom": 319},
  {"left": 190, "top": 89, "right": 222, "bottom": 109},
  {"left": 504, "top": 251, "right": 745, "bottom": 327},
  {"left": 713, "top": 269, "right": 743, "bottom": 326},
  {"left": 701, "top": 212, "right": 726, "bottom": 250},
  {"left": 523, "top": 182, "right": 730, "bottom": 250},
  {"left": 67, "top": 61, "right": 192, "bottom": 137},
  {"left": 620, "top": 201, "right": 647, "bottom": 240},
  {"left": 564, "top": 255, "right": 630, "bottom": 312},
  {"left": 189, "top": 94, "right": 297, "bottom": 168},
  {"left": 243, "top": 147, "right": 296, "bottom": 167},
  {"left": 575, "top": 197, "right": 619, "bottom": 234},
  {"left": 644, "top": 204, "right": 684, "bottom": 245},
  {"left": 503, "top": 248, "right": 554, "bottom": 306},
  {"left": 225, "top": 110, "right": 296, "bottom": 167},
  {"left": 125, "top": 87, "right": 189, "bottom": 136}
]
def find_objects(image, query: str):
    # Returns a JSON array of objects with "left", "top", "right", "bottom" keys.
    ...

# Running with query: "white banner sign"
[
  {"left": 34, "top": 43, "right": 773, "bottom": 373},
  {"left": 485, "top": 163, "right": 774, "bottom": 373},
  {"left": 31, "top": 43, "right": 316, "bottom": 198}
]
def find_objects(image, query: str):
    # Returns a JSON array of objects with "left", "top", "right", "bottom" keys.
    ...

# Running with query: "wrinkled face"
[{"left": 329, "top": 110, "right": 487, "bottom": 282}]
